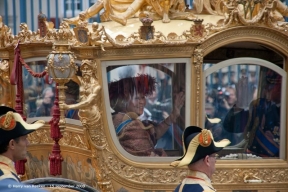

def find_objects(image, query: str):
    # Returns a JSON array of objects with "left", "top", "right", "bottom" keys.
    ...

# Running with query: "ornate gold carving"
[
  {"left": 106, "top": 153, "right": 188, "bottom": 184},
  {"left": 63, "top": 0, "right": 195, "bottom": 26},
  {"left": 0, "top": 16, "right": 14, "bottom": 47},
  {"left": 0, "top": 59, "right": 11, "bottom": 106},
  {"left": 213, "top": 168, "right": 288, "bottom": 184},
  {"left": 74, "top": 27, "right": 89, "bottom": 46},
  {"left": 89, "top": 22, "right": 105, "bottom": 51},
  {"left": 73, "top": 13, "right": 90, "bottom": 46},
  {"left": 0, "top": 51, "right": 9, "bottom": 58},
  {"left": 16, "top": 23, "right": 40, "bottom": 43},
  {"left": 50, "top": 22, "right": 73, "bottom": 44},
  {"left": 59, "top": 131, "right": 89, "bottom": 150},
  {"left": 183, "top": 19, "right": 208, "bottom": 41},
  {"left": 79, "top": 50, "right": 94, "bottom": 58},
  {"left": 28, "top": 128, "right": 88, "bottom": 150},
  {"left": 59, "top": 59, "right": 102, "bottom": 129},
  {"left": 99, "top": 46, "right": 194, "bottom": 58},
  {"left": 208, "top": 0, "right": 288, "bottom": 33},
  {"left": 59, "top": 59, "right": 114, "bottom": 191},
  {"left": 105, "top": 29, "right": 194, "bottom": 47},
  {"left": 193, "top": 48, "right": 203, "bottom": 126},
  {"left": 199, "top": 27, "right": 288, "bottom": 55},
  {"left": 28, "top": 128, "right": 53, "bottom": 144}
]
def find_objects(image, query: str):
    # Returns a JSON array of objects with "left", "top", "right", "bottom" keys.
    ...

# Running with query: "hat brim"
[
  {"left": 0, "top": 111, "right": 45, "bottom": 145},
  {"left": 170, "top": 129, "right": 231, "bottom": 167},
  {"left": 214, "top": 139, "right": 231, "bottom": 148}
]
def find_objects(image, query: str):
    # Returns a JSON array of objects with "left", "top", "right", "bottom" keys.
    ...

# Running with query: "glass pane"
[
  {"left": 23, "top": 61, "right": 55, "bottom": 118},
  {"left": 23, "top": 61, "right": 80, "bottom": 120},
  {"left": 205, "top": 64, "right": 282, "bottom": 159},
  {"left": 64, "top": 79, "right": 80, "bottom": 120},
  {"left": 106, "top": 63, "right": 186, "bottom": 157}
]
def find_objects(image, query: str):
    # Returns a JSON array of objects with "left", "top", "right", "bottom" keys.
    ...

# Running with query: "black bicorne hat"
[
  {"left": 108, "top": 74, "right": 156, "bottom": 101},
  {"left": 0, "top": 106, "right": 45, "bottom": 145},
  {"left": 170, "top": 126, "right": 230, "bottom": 167}
]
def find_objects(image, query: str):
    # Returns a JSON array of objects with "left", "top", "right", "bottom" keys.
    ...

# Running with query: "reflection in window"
[
  {"left": 23, "top": 61, "right": 80, "bottom": 120},
  {"left": 23, "top": 61, "right": 55, "bottom": 118},
  {"left": 106, "top": 63, "right": 186, "bottom": 157},
  {"left": 205, "top": 64, "right": 282, "bottom": 159},
  {"left": 65, "top": 80, "right": 80, "bottom": 120}
]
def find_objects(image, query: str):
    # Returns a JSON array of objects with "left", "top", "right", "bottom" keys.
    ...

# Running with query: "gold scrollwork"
[{"left": 193, "top": 48, "right": 203, "bottom": 126}]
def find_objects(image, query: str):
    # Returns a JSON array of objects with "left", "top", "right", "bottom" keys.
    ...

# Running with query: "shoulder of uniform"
[{"left": 0, "top": 169, "right": 20, "bottom": 182}]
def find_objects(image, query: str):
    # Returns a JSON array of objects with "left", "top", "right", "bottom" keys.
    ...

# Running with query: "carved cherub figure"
[
  {"left": 221, "top": 0, "right": 288, "bottom": 22},
  {"left": 0, "top": 16, "right": 14, "bottom": 47},
  {"left": 17, "top": 23, "right": 33, "bottom": 42},
  {"left": 0, "top": 59, "right": 11, "bottom": 105},
  {"left": 63, "top": 0, "right": 196, "bottom": 26},
  {"left": 77, "top": 13, "right": 88, "bottom": 28},
  {"left": 89, "top": 22, "right": 105, "bottom": 51}
]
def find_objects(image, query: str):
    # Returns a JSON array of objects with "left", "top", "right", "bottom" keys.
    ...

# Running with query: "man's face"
[
  {"left": 227, "top": 88, "right": 237, "bottom": 105},
  {"left": 43, "top": 90, "right": 54, "bottom": 104},
  {"left": 208, "top": 153, "right": 217, "bottom": 174},
  {"left": 12, "top": 135, "right": 29, "bottom": 161}
]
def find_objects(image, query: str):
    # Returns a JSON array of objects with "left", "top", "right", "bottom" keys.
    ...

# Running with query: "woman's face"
[{"left": 126, "top": 91, "right": 146, "bottom": 115}]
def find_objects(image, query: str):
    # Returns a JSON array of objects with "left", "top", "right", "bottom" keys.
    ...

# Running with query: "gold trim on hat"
[
  {"left": 170, "top": 129, "right": 231, "bottom": 167},
  {"left": 12, "top": 113, "right": 45, "bottom": 130},
  {"left": 0, "top": 112, "right": 16, "bottom": 130},
  {"left": 199, "top": 129, "right": 211, "bottom": 147}
]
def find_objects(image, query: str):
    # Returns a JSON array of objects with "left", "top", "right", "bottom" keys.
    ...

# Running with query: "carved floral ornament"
[{"left": 1, "top": 0, "right": 288, "bottom": 48}]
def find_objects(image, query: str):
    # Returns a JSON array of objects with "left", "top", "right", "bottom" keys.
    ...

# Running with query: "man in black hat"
[
  {"left": 171, "top": 126, "right": 230, "bottom": 192},
  {"left": 0, "top": 106, "right": 45, "bottom": 183}
]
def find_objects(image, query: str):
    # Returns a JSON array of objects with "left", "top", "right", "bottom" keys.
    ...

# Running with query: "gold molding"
[
  {"left": 98, "top": 46, "right": 195, "bottom": 59},
  {"left": 192, "top": 48, "right": 203, "bottom": 126},
  {"left": 28, "top": 127, "right": 89, "bottom": 150},
  {"left": 0, "top": 51, "right": 9, "bottom": 59},
  {"left": 199, "top": 27, "right": 288, "bottom": 56}
]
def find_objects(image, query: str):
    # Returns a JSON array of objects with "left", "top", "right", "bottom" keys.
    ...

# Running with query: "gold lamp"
[{"left": 46, "top": 21, "right": 77, "bottom": 132}]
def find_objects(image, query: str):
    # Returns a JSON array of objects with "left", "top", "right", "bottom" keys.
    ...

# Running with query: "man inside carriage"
[{"left": 223, "top": 68, "right": 281, "bottom": 157}]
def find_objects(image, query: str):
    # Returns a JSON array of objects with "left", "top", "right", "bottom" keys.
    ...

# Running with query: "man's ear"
[
  {"left": 8, "top": 139, "right": 16, "bottom": 149},
  {"left": 203, "top": 155, "right": 210, "bottom": 166}
]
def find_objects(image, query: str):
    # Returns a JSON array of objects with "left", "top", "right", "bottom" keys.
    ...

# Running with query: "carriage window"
[
  {"left": 23, "top": 61, "right": 55, "bottom": 118},
  {"left": 102, "top": 59, "right": 189, "bottom": 159},
  {"left": 23, "top": 61, "right": 80, "bottom": 120},
  {"left": 204, "top": 59, "right": 286, "bottom": 160}
]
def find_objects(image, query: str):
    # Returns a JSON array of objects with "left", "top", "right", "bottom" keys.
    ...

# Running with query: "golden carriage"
[{"left": 0, "top": 0, "right": 288, "bottom": 191}]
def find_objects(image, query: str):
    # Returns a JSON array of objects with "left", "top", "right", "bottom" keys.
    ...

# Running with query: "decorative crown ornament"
[
  {"left": 140, "top": 15, "right": 154, "bottom": 26},
  {"left": 52, "top": 21, "right": 73, "bottom": 44},
  {"left": 192, "top": 18, "right": 204, "bottom": 25}
]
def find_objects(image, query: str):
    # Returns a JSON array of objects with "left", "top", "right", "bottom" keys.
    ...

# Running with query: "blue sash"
[
  {"left": 255, "top": 128, "right": 279, "bottom": 156},
  {"left": 116, "top": 119, "right": 133, "bottom": 135}
]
